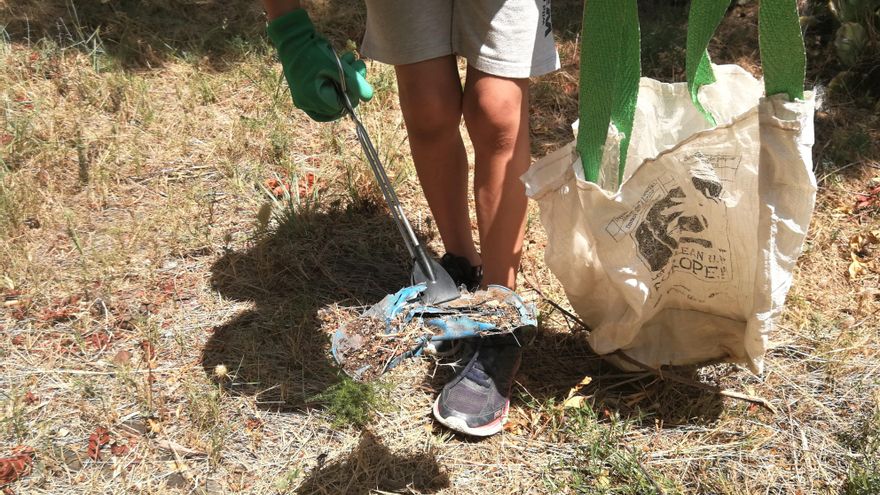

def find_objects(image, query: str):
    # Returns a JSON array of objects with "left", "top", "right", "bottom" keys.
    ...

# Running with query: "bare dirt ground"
[{"left": 1, "top": 0, "right": 878, "bottom": 493}]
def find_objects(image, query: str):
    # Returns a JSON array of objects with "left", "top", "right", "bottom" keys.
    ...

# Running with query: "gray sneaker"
[{"left": 432, "top": 332, "right": 523, "bottom": 437}]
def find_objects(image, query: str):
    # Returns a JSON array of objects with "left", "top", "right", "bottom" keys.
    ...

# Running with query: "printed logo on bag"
[
  {"left": 605, "top": 152, "right": 742, "bottom": 297},
  {"left": 541, "top": 0, "right": 552, "bottom": 37}
]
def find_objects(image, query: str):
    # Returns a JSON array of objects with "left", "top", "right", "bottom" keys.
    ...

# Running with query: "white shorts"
[{"left": 361, "top": 0, "right": 560, "bottom": 78}]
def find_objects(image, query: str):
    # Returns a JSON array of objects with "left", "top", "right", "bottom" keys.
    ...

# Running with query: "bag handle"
[
  {"left": 575, "top": 0, "right": 640, "bottom": 185},
  {"left": 686, "top": 0, "right": 807, "bottom": 124},
  {"left": 576, "top": 0, "right": 806, "bottom": 184}
]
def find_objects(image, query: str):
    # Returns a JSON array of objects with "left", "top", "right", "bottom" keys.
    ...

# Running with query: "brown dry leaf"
[
  {"left": 22, "top": 392, "right": 37, "bottom": 406},
  {"left": 297, "top": 172, "right": 323, "bottom": 197},
  {"left": 37, "top": 295, "right": 81, "bottom": 324},
  {"left": 563, "top": 376, "right": 593, "bottom": 409},
  {"left": 503, "top": 407, "right": 528, "bottom": 434},
  {"left": 264, "top": 177, "right": 291, "bottom": 199},
  {"left": 245, "top": 418, "right": 263, "bottom": 431},
  {"left": 854, "top": 184, "right": 880, "bottom": 211},
  {"left": 140, "top": 340, "right": 156, "bottom": 360},
  {"left": 563, "top": 395, "right": 589, "bottom": 409},
  {"left": 0, "top": 447, "right": 35, "bottom": 486},
  {"left": 112, "top": 350, "right": 132, "bottom": 365},
  {"left": 147, "top": 418, "right": 162, "bottom": 434},
  {"left": 87, "top": 427, "right": 111, "bottom": 461},
  {"left": 109, "top": 443, "right": 129, "bottom": 457},
  {"left": 849, "top": 253, "right": 868, "bottom": 280},
  {"left": 849, "top": 232, "right": 879, "bottom": 256},
  {"left": 86, "top": 331, "right": 110, "bottom": 351}
]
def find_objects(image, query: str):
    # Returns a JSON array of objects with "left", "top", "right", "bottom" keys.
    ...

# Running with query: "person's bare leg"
[
  {"left": 462, "top": 66, "right": 530, "bottom": 289},
  {"left": 395, "top": 56, "right": 481, "bottom": 267}
]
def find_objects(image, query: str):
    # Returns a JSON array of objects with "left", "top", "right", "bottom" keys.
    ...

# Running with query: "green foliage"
[
  {"left": 554, "top": 406, "right": 677, "bottom": 495},
  {"left": 186, "top": 384, "right": 223, "bottom": 431},
  {"left": 311, "top": 376, "right": 388, "bottom": 428},
  {"left": 831, "top": 0, "right": 880, "bottom": 23},
  {"left": 829, "top": 0, "right": 880, "bottom": 67},
  {"left": 846, "top": 468, "right": 880, "bottom": 495},
  {"left": 825, "top": 126, "right": 872, "bottom": 165},
  {"left": 845, "top": 403, "right": 880, "bottom": 495},
  {"left": 835, "top": 21, "right": 869, "bottom": 66}
]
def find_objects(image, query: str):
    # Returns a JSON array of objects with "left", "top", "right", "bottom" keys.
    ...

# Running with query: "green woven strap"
[
  {"left": 575, "top": 0, "right": 640, "bottom": 184},
  {"left": 759, "top": 0, "right": 806, "bottom": 100},
  {"left": 686, "top": 0, "right": 806, "bottom": 121},
  {"left": 686, "top": 0, "right": 732, "bottom": 126},
  {"left": 576, "top": 0, "right": 807, "bottom": 184}
]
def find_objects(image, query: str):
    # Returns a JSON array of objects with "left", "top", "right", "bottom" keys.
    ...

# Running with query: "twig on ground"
[{"left": 629, "top": 445, "right": 667, "bottom": 495}]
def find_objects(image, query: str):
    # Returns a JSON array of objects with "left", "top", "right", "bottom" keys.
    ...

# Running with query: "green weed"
[
  {"left": 825, "top": 126, "right": 872, "bottom": 167},
  {"left": 845, "top": 400, "right": 880, "bottom": 495},
  {"left": 311, "top": 376, "right": 388, "bottom": 428},
  {"left": 557, "top": 406, "right": 677, "bottom": 495},
  {"left": 0, "top": 388, "right": 30, "bottom": 441}
]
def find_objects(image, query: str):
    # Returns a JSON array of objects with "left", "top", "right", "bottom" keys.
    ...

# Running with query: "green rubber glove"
[{"left": 267, "top": 9, "right": 373, "bottom": 122}]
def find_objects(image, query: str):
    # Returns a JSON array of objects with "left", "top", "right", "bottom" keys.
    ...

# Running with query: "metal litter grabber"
[{"left": 334, "top": 55, "right": 460, "bottom": 305}]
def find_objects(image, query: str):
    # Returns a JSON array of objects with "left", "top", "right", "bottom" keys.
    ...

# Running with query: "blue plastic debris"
[{"left": 331, "top": 285, "right": 537, "bottom": 380}]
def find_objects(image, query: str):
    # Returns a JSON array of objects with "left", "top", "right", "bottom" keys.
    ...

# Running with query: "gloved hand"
[{"left": 267, "top": 9, "right": 373, "bottom": 122}]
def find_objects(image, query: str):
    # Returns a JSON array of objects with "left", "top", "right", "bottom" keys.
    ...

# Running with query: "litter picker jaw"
[
  {"left": 334, "top": 54, "right": 460, "bottom": 305},
  {"left": 410, "top": 246, "right": 460, "bottom": 305}
]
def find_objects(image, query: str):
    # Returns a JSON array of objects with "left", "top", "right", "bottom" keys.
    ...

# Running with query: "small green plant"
[
  {"left": 845, "top": 400, "right": 880, "bottom": 494},
  {"left": 831, "top": 0, "right": 880, "bottom": 62},
  {"left": 0, "top": 174, "right": 24, "bottom": 238},
  {"left": 273, "top": 467, "right": 303, "bottom": 493},
  {"left": 556, "top": 405, "right": 677, "bottom": 495},
  {"left": 815, "top": 0, "right": 880, "bottom": 99},
  {"left": 72, "top": 377, "right": 101, "bottom": 400},
  {"left": 0, "top": 388, "right": 30, "bottom": 441},
  {"left": 311, "top": 376, "right": 387, "bottom": 428},
  {"left": 186, "top": 383, "right": 223, "bottom": 432}
]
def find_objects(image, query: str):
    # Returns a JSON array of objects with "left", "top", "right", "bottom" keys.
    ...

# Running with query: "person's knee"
[
  {"left": 399, "top": 86, "right": 462, "bottom": 141},
  {"left": 463, "top": 83, "right": 525, "bottom": 152}
]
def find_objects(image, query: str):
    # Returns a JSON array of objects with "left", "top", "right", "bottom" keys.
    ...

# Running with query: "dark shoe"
[
  {"left": 432, "top": 332, "right": 522, "bottom": 437},
  {"left": 439, "top": 253, "right": 482, "bottom": 292}
]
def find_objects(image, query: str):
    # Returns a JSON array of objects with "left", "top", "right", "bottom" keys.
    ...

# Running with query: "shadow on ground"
[
  {"left": 516, "top": 326, "right": 724, "bottom": 425},
  {"left": 0, "top": 0, "right": 367, "bottom": 69},
  {"left": 295, "top": 430, "right": 449, "bottom": 495},
  {"left": 421, "top": 324, "right": 723, "bottom": 428},
  {"left": 203, "top": 198, "right": 412, "bottom": 410}
]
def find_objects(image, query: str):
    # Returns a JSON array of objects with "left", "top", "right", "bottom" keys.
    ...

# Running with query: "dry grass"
[{"left": 1, "top": 0, "right": 879, "bottom": 493}]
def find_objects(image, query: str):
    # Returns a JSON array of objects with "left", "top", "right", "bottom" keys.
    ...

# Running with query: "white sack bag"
[{"left": 521, "top": 0, "right": 816, "bottom": 373}]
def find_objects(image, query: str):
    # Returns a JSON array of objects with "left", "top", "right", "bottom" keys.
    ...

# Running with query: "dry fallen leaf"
[
  {"left": 140, "top": 340, "right": 156, "bottom": 360},
  {"left": 245, "top": 418, "right": 263, "bottom": 431},
  {"left": 86, "top": 332, "right": 110, "bottom": 351},
  {"left": 0, "top": 446, "right": 35, "bottom": 486},
  {"left": 110, "top": 443, "right": 129, "bottom": 457},
  {"left": 112, "top": 350, "right": 132, "bottom": 366},
  {"left": 849, "top": 253, "right": 867, "bottom": 279},
  {"left": 147, "top": 418, "right": 162, "bottom": 434},
  {"left": 563, "top": 376, "right": 593, "bottom": 409},
  {"left": 87, "top": 427, "right": 111, "bottom": 461},
  {"left": 503, "top": 407, "right": 529, "bottom": 434},
  {"left": 563, "top": 395, "right": 589, "bottom": 409}
]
